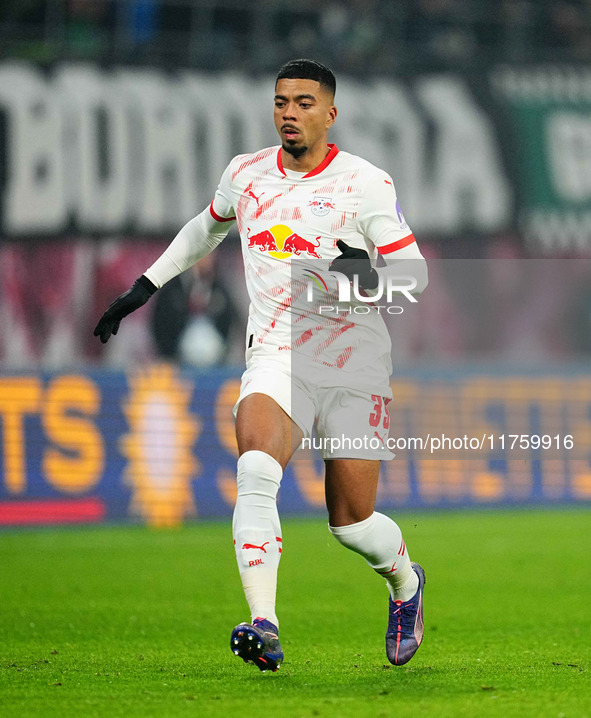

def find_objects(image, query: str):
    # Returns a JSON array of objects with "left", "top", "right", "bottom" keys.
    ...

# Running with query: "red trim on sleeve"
[
  {"left": 377, "top": 234, "right": 416, "bottom": 255},
  {"left": 276, "top": 144, "right": 339, "bottom": 178},
  {"left": 209, "top": 201, "right": 236, "bottom": 223}
]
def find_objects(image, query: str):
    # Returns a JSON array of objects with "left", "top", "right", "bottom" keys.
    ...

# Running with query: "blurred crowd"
[
  {"left": 2, "top": 0, "right": 591, "bottom": 73},
  {"left": 2, "top": 235, "right": 591, "bottom": 369}
]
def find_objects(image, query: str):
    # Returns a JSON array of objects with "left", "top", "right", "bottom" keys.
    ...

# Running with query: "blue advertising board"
[{"left": 1, "top": 365, "right": 590, "bottom": 527}]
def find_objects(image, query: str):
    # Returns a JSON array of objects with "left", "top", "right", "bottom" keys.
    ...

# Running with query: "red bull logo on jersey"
[{"left": 247, "top": 224, "right": 322, "bottom": 259}]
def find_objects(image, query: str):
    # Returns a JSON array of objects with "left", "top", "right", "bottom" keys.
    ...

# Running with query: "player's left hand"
[{"left": 329, "top": 240, "right": 379, "bottom": 290}]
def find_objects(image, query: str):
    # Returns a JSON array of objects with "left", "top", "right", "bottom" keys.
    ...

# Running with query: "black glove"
[
  {"left": 94, "top": 275, "right": 157, "bottom": 344},
  {"left": 328, "top": 240, "right": 379, "bottom": 290}
]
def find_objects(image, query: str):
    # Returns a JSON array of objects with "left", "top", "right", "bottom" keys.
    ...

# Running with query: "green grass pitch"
[{"left": 1, "top": 508, "right": 589, "bottom": 718}]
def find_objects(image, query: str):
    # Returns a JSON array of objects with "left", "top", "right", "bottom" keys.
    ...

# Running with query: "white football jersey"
[
  {"left": 145, "top": 143, "right": 423, "bottom": 392},
  {"left": 208, "top": 144, "right": 417, "bottom": 390}
]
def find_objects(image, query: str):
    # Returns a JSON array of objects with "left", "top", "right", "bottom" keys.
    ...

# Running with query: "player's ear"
[{"left": 327, "top": 105, "right": 337, "bottom": 129}]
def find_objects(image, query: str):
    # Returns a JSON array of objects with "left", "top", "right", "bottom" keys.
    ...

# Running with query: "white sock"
[
  {"left": 329, "top": 512, "right": 419, "bottom": 602},
  {"left": 232, "top": 450, "right": 283, "bottom": 628}
]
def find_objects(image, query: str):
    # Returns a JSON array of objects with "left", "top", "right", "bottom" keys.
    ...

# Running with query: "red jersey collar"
[{"left": 277, "top": 143, "right": 339, "bottom": 178}]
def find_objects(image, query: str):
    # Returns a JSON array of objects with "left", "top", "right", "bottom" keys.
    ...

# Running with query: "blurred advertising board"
[
  {"left": 3, "top": 63, "right": 591, "bottom": 252},
  {"left": 1, "top": 63, "right": 512, "bottom": 240},
  {"left": 1, "top": 365, "right": 590, "bottom": 527}
]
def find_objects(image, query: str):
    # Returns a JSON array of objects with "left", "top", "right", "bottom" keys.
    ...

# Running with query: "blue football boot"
[
  {"left": 230, "top": 617, "right": 283, "bottom": 672},
  {"left": 386, "top": 562, "right": 426, "bottom": 665}
]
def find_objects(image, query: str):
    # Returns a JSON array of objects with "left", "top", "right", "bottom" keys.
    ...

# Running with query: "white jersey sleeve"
[
  {"left": 358, "top": 171, "right": 428, "bottom": 294},
  {"left": 357, "top": 172, "right": 417, "bottom": 255},
  {"left": 209, "top": 160, "right": 237, "bottom": 222},
  {"left": 143, "top": 163, "right": 237, "bottom": 288}
]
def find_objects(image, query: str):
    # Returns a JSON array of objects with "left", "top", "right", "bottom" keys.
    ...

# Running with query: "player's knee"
[{"left": 236, "top": 450, "right": 282, "bottom": 499}]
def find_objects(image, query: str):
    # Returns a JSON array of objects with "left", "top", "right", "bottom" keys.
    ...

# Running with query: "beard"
[{"left": 282, "top": 141, "right": 308, "bottom": 160}]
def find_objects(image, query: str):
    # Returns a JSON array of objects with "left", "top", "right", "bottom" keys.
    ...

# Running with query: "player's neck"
[{"left": 281, "top": 142, "right": 331, "bottom": 173}]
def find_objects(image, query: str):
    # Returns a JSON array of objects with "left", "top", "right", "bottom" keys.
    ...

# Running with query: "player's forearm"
[
  {"left": 143, "top": 209, "right": 231, "bottom": 288},
  {"left": 377, "top": 244, "right": 428, "bottom": 296}
]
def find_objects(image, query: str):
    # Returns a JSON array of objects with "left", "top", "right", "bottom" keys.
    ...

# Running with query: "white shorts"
[{"left": 233, "top": 356, "right": 394, "bottom": 461}]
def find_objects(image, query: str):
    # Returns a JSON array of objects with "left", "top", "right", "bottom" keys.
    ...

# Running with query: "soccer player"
[{"left": 94, "top": 59, "right": 429, "bottom": 672}]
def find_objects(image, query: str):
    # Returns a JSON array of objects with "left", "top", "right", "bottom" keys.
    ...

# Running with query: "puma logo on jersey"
[{"left": 247, "top": 189, "right": 264, "bottom": 206}]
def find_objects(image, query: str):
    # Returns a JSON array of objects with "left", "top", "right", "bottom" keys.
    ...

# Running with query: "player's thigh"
[
  {"left": 315, "top": 387, "right": 394, "bottom": 461},
  {"left": 236, "top": 392, "right": 303, "bottom": 470},
  {"left": 324, "top": 458, "right": 381, "bottom": 527}
]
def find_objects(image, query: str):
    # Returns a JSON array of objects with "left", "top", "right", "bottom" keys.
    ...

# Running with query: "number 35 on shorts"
[{"left": 369, "top": 394, "right": 391, "bottom": 430}]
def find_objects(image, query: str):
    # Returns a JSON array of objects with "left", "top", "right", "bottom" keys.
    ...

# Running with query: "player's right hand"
[
  {"left": 329, "top": 240, "right": 379, "bottom": 290},
  {"left": 93, "top": 275, "right": 157, "bottom": 344}
]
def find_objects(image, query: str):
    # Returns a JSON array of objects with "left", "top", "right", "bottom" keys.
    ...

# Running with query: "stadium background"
[{"left": 1, "top": 0, "right": 591, "bottom": 527}]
